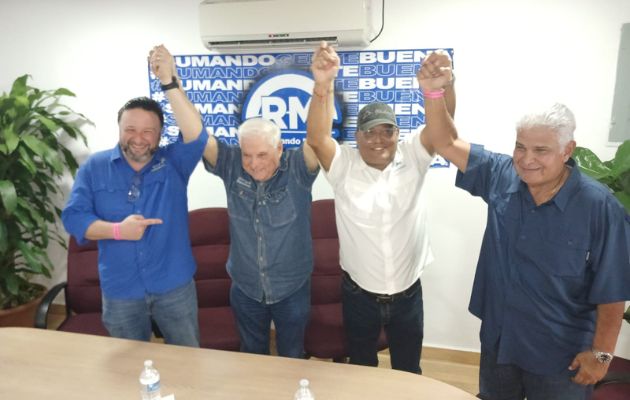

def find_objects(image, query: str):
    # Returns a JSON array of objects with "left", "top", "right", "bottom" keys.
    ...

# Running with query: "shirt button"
[
  {"left": 520, "top": 235, "right": 526, "bottom": 240},
  {"left": 255, "top": 219, "right": 260, "bottom": 223}
]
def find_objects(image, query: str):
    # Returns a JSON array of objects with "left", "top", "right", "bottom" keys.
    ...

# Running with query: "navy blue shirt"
[
  {"left": 205, "top": 141, "right": 319, "bottom": 304},
  {"left": 62, "top": 131, "right": 209, "bottom": 299},
  {"left": 457, "top": 144, "right": 630, "bottom": 375}
]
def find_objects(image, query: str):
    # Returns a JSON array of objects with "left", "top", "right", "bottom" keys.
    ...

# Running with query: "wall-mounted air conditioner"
[{"left": 199, "top": 0, "right": 376, "bottom": 51}]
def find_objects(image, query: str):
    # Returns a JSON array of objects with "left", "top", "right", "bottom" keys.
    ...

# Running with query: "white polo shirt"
[{"left": 324, "top": 132, "right": 434, "bottom": 294}]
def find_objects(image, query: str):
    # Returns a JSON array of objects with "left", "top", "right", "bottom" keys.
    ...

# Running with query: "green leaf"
[
  {"left": 0, "top": 180, "right": 18, "bottom": 214},
  {"left": 611, "top": 140, "right": 630, "bottom": 178},
  {"left": 5, "top": 274, "right": 19, "bottom": 296},
  {"left": 573, "top": 147, "right": 612, "bottom": 180},
  {"left": 2, "top": 123, "right": 20, "bottom": 154},
  {"left": 16, "top": 241, "right": 46, "bottom": 275},
  {"left": 53, "top": 88, "right": 75, "bottom": 97},
  {"left": 0, "top": 222, "right": 7, "bottom": 253},
  {"left": 21, "top": 135, "right": 47, "bottom": 157},
  {"left": 9, "top": 75, "right": 30, "bottom": 97},
  {"left": 35, "top": 114, "right": 59, "bottom": 133}
]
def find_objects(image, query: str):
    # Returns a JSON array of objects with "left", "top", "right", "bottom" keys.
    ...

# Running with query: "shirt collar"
[{"left": 550, "top": 158, "right": 579, "bottom": 211}]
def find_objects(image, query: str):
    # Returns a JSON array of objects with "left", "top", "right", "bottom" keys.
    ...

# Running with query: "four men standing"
[{"left": 62, "top": 41, "right": 630, "bottom": 398}]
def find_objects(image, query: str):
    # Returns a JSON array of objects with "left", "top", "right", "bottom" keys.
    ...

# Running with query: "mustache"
[{"left": 121, "top": 143, "right": 158, "bottom": 162}]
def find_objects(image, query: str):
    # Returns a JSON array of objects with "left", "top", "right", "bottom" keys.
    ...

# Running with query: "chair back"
[
  {"left": 310, "top": 199, "right": 342, "bottom": 305},
  {"left": 189, "top": 207, "right": 232, "bottom": 307},
  {"left": 66, "top": 237, "right": 101, "bottom": 313}
]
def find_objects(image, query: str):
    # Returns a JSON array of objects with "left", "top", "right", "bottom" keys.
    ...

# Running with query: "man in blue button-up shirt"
[
  {"left": 62, "top": 45, "right": 208, "bottom": 346},
  {"left": 419, "top": 59, "right": 630, "bottom": 400},
  {"left": 200, "top": 102, "right": 320, "bottom": 358}
]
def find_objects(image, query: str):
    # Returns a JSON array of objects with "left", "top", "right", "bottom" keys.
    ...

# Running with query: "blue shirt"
[
  {"left": 457, "top": 144, "right": 630, "bottom": 375},
  {"left": 62, "top": 131, "right": 209, "bottom": 299},
  {"left": 205, "top": 141, "right": 319, "bottom": 304}
]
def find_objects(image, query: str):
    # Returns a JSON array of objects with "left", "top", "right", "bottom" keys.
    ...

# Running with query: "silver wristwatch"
[{"left": 592, "top": 349, "right": 614, "bottom": 364}]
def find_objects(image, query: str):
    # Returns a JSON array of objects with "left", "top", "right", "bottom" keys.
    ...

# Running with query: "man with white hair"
[
  {"left": 418, "top": 56, "right": 630, "bottom": 399},
  {"left": 201, "top": 109, "right": 320, "bottom": 357}
]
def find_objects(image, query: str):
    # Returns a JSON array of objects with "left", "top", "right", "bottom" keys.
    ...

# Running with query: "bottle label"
[{"left": 147, "top": 381, "right": 160, "bottom": 392}]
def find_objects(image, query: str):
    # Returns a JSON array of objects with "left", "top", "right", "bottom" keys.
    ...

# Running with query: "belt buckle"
[{"left": 375, "top": 294, "right": 394, "bottom": 303}]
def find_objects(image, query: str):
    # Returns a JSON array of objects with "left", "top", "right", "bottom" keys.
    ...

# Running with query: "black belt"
[{"left": 342, "top": 271, "right": 420, "bottom": 304}]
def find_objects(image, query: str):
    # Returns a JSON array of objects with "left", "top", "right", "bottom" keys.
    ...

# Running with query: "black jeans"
[{"left": 341, "top": 273, "right": 424, "bottom": 373}]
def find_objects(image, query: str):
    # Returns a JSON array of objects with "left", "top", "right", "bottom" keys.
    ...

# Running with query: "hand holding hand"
[
  {"left": 417, "top": 50, "right": 453, "bottom": 93},
  {"left": 310, "top": 41, "right": 340, "bottom": 85},
  {"left": 149, "top": 44, "right": 177, "bottom": 84},
  {"left": 568, "top": 350, "right": 609, "bottom": 386},
  {"left": 119, "top": 214, "right": 163, "bottom": 241}
]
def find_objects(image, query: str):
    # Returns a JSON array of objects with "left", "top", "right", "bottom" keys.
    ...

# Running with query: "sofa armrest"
[{"left": 34, "top": 282, "right": 69, "bottom": 329}]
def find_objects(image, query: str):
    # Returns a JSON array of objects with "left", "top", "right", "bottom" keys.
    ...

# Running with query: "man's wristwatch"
[
  {"left": 592, "top": 349, "right": 614, "bottom": 364},
  {"left": 160, "top": 76, "right": 179, "bottom": 91}
]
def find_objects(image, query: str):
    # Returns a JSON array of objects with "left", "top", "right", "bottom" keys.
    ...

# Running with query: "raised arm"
[
  {"left": 306, "top": 41, "right": 340, "bottom": 172},
  {"left": 417, "top": 52, "right": 471, "bottom": 172},
  {"left": 149, "top": 44, "right": 218, "bottom": 165},
  {"left": 149, "top": 45, "right": 201, "bottom": 143}
]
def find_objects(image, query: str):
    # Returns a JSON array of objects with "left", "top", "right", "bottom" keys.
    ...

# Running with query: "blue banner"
[{"left": 148, "top": 48, "right": 453, "bottom": 167}]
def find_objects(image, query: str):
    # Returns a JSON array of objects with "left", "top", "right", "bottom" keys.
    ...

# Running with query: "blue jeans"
[
  {"left": 342, "top": 273, "right": 424, "bottom": 373},
  {"left": 230, "top": 279, "right": 310, "bottom": 358},
  {"left": 478, "top": 346, "right": 593, "bottom": 400},
  {"left": 102, "top": 280, "right": 200, "bottom": 347}
]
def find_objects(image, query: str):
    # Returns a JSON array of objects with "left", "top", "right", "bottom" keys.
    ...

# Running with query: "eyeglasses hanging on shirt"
[{"left": 128, "top": 174, "right": 142, "bottom": 203}]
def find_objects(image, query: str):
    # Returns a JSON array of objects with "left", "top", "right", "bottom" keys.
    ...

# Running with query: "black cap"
[{"left": 357, "top": 102, "right": 397, "bottom": 131}]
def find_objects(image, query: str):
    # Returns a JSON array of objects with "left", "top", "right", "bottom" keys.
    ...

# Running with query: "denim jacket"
[{"left": 205, "top": 141, "right": 319, "bottom": 303}]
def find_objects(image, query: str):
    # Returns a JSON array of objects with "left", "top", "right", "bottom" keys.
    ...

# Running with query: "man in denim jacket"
[{"left": 203, "top": 115, "right": 320, "bottom": 357}]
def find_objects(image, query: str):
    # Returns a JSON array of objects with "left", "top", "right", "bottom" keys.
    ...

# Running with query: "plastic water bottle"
[
  {"left": 139, "top": 360, "right": 161, "bottom": 400},
  {"left": 293, "top": 378, "right": 315, "bottom": 400}
]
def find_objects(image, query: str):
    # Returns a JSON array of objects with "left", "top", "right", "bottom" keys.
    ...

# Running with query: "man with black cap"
[{"left": 306, "top": 42, "right": 455, "bottom": 373}]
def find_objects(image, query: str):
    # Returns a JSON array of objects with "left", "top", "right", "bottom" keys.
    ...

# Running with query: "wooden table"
[{"left": 0, "top": 327, "right": 477, "bottom": 399}]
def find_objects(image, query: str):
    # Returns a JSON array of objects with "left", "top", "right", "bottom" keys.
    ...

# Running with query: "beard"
[{"left": 121, "top": 142, "right": 158, "bottom": 164}]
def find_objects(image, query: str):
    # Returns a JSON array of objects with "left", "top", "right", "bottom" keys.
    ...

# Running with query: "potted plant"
[
  {"left": 573, "top": 140, "right": 630, "bottom": 213},
  {"left": 573, "top": 139, "right": 630, "bottom": 322},
  {"left": 0, "top": 75, "right": 90, "bottom": 325}
]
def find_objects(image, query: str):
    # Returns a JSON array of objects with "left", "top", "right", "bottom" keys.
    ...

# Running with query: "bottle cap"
[
  {"left": 144, "top": 360, "right": 153, "bottom": 367},
  {"left": 300, "top": 379, "right": 309, "bottom": 387}
]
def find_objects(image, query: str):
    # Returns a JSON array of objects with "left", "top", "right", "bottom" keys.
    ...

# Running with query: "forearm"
[
  {"left": 592, "top": 302, "right": 625, "bottom": 353},
  {"left": 84, "top": 220, "right": 116, "bottom": 241},
  {"left": 164, "top": 81, "right": 203, "bottom": 143},
  {"left": 306, "top": 81, "right": 334, "bottom": 147},
  {"left": 424, "top": 95, "right": 457, "bottom": 152},
  {"left": 444, "top": 82, "right": 456, "bottom": 119}
]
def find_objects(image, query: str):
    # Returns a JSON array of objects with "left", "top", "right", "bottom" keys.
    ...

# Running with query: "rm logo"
[{"left": 241, "top": 69, "right": 342, "bottom": 147}]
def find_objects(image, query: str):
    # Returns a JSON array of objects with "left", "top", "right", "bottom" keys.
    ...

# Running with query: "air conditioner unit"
[{"left": 199, "top": 0, "right": 376, "bottom": 51}]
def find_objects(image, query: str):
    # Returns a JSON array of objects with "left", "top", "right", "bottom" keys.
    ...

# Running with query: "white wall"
[{"left": 2, "top": 0, "right": 629, "bottom": 356}]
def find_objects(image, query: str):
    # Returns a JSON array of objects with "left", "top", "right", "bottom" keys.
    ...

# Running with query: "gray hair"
[
  {"left": 516, "top": 103, "right": 576, "bottom": 148},
  {"left": 237, "top": 118, "right": 281, "bottom": 148}
]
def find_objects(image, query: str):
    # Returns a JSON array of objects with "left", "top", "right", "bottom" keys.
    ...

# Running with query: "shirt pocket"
[
  {"left": 228, "top": 185, "right": 256, "bottom": 222},
  {"left": 263, "top": 188, "right": 297, "bottom": 228},
  {"left": 93, "top": 182, "right": 130, "bottom": 221},
  {"left": 338, "top": 177, "right": 376, "bottom": 221},
  {"left": 540, "top": 230, "right": 590, "bottom": 277}
]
